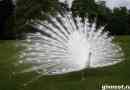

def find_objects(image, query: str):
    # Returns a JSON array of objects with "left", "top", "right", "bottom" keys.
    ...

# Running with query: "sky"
[{"left": 95, "top": 0, "right": 130, "bottom": 10}]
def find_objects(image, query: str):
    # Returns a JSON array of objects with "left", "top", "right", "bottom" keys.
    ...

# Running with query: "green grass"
[{"left": 0, "top": 36, "right": 130, "bottom": 90}]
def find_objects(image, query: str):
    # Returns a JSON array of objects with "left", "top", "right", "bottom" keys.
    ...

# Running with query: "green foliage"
[
  {"left": 72, "top": 0, "right": 99, "bottom": 21},
  {"left": 16, "top": 0, "right": 60, "bottom": 32},
  {"left": 71, "top": 0, "right": 130, "bottom": 35},
  {"left": 16, "top": 0, "right": 59, "bottom": 19},
  {"left": 105, "top": 7, "right": 130, "bottom": 35},
  {"left": 1, "top": 0, "right": 130, "bottom": 39}
]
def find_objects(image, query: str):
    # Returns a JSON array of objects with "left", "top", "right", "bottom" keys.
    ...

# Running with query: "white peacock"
[{"left": 18, "top": 12, "right": 124, "bottom": 76}]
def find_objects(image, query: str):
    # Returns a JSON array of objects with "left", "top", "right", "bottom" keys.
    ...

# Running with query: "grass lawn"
[{"left": 0, "top": 36, "right": 130, "bottom": 90}]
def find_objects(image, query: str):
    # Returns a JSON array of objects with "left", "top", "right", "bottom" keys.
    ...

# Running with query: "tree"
[
  {"left": 72, "top": 0, "right": 99, "bottom": 21},
  {"left": 0, "top": 0, "right": 15, "bottom": 39},
  {"left": 106, "top": 7, "right": 130, "bottom": 35},
  {"left": 16, "top": 0, "right": 60, "bottom": 32}
]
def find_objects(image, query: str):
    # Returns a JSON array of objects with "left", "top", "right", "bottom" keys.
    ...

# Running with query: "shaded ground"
[{"left": 0, "top": 36, "right": 130, "bottom": 90}]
